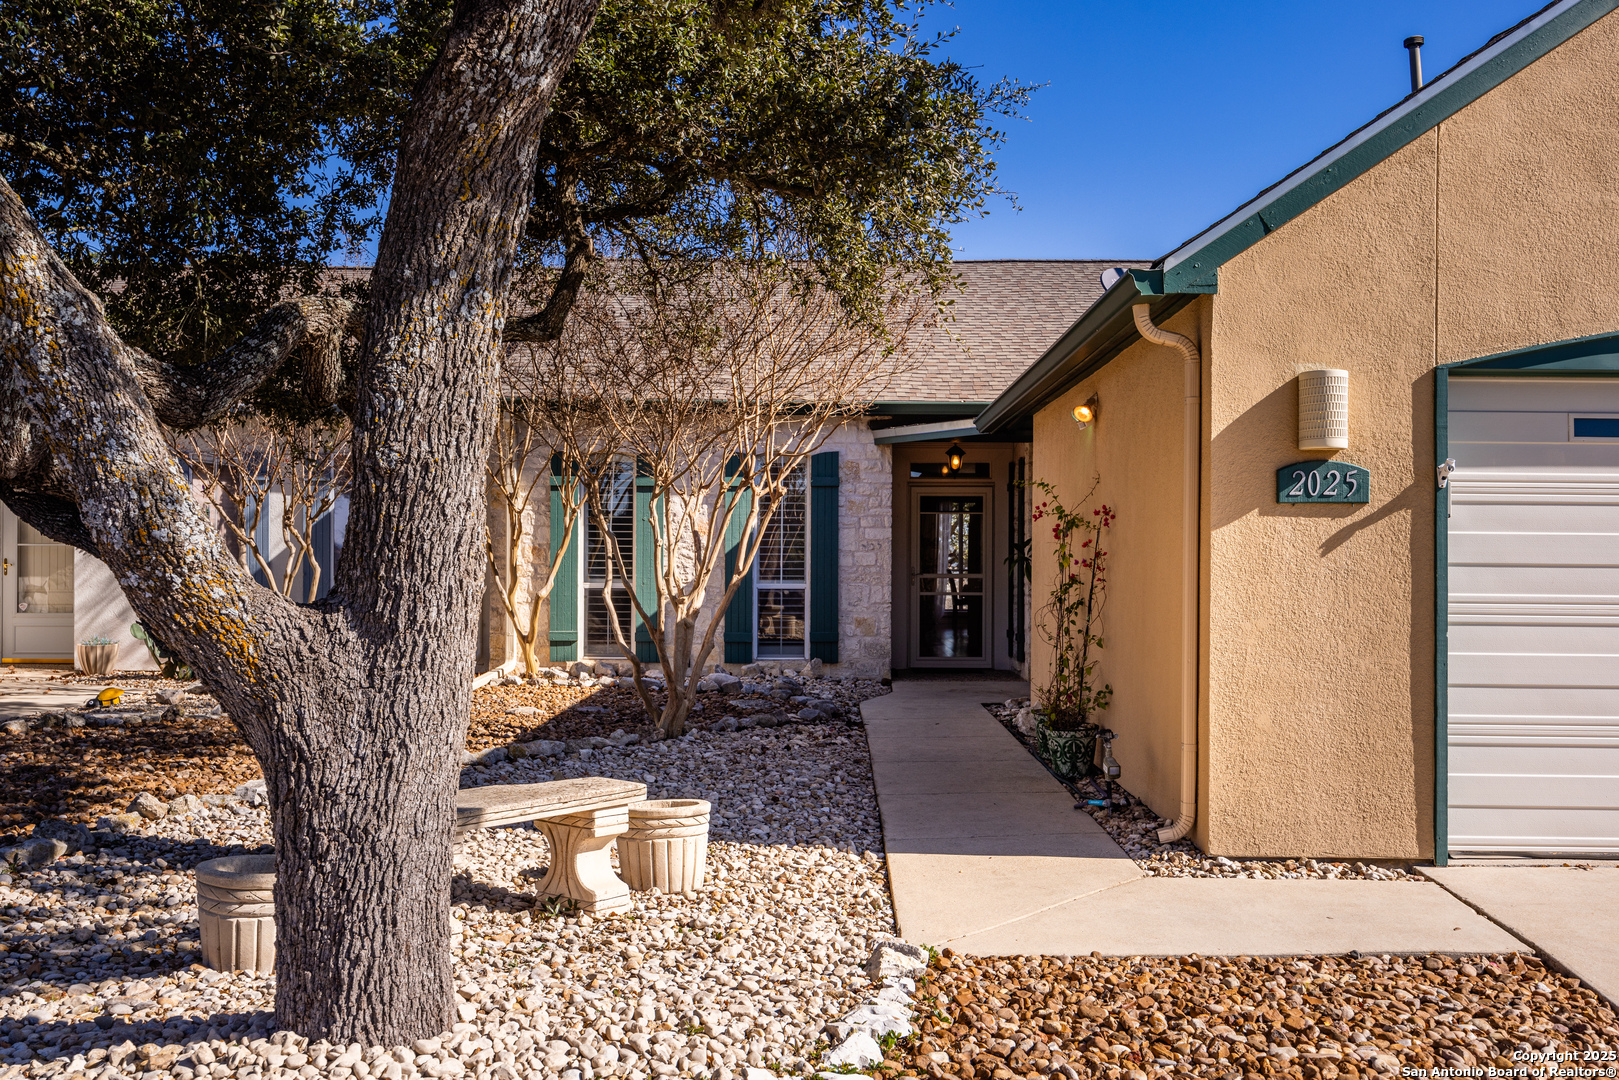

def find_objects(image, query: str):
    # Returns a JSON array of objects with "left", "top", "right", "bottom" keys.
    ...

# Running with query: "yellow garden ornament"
[{"left": 86, "top": 686, "right": 123, "bottom": 709}]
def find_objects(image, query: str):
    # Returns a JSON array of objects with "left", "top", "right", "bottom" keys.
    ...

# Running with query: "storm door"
[
  {"left": 1, "top": 506, "right": 75, "bottom": 661},
  {"left": 909, "top": 489, "right": 989, "bottom": 667}
]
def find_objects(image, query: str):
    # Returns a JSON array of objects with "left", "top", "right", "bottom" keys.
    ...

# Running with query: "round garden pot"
[
  {"left": 196, "top": 854, "right": 276, "bottom": 974},
  {"left": 74, "top": 643, "right": 119, "bottom": 677},
  {"left": 618, "top": 799, "right": 710, "bottom": 896},
  {"left": 1040, "top": 727, "right": 1097, "bottom": 779}
]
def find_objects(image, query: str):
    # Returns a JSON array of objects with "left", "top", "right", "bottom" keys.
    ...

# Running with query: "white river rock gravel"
[{"left": 0, "top": 706, "right": 896, "bottom": 1080}]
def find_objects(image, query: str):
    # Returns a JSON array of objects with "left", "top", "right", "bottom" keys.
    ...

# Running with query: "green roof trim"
[
  {"left": 1445, "top": 328, "right": 1619, "bottom": 373},
  {"left": 872, "top": 420, "right": 982, "bottom": 445},
  {"left": 975, "top": 270, "right": 1195, "bottom": 434},
  {"left": 870, "top": 401, "right": 989, "bottom": 417},
  {"left": 1160, "top": 0, "right": 1619, "bottom": 292}
]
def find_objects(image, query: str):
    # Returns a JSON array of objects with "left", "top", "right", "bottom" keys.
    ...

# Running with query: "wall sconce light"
[
  {"left": 1072, "top": 396, "right": 1099, "bottom": 429},
  {"left": 1298, "top": 369, "right": 1349, "bottom": 450},
  {"left": 945, "top": 442, "right": 965, "bottom": 472}
]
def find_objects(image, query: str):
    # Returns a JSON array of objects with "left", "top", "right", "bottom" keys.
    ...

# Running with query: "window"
[
  {"left": 15, "top": 521, "right": 73, "bottom": 614},
  {"left": 585, "top": 460, "right": 635, "bottom": 656},
  {"left": 1571, "top": 415, "right": 1619, "bottom": 440},
  {"left": 910, "top": 462, "right": 990, "bottom": 478},
  {"left": 756, "top": 463, "right": 808, "bottom": 658}
]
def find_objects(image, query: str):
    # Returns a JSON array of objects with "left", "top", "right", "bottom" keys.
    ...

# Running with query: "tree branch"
[
  {"left": 0, "top": 171, "right": 285, "bottom": 699},
  {"left": 133, "top": 295, "right": 360, "bottom": 429},
  {"left": 505, "top": 186, "right": 596, "bottom": 345},
  {"left": 0, "top": 482, "right": 99, "bottom": 557}
]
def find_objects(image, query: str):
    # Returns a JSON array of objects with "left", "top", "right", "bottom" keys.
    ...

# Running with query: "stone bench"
[{"left": 456, "top": 776, "right": 647, "bottom": 914}]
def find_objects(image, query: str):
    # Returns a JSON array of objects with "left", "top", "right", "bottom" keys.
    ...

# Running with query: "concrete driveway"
[{"left": 1422, "top": 864, "right": 1619, "bottom": 1005}]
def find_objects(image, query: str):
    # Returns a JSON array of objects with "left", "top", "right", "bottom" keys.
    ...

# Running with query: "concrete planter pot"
[
  {"left": 618, "top": 799, "right": 710, "bottom": 896},
  {"left": 1038, "top": 726, "right": 1097, "bottom": 779},
  {"left": 196, "top": 854, "right": 276, "bottom": 973},
  {"left": 74, "top": 643, "right": 119, "bottom": 677}
]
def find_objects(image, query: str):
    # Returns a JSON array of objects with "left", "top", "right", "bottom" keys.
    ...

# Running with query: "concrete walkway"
[
  {"left": 1422, "top": 864, "right": 1619, "bottom": 1004},
  {"left": 864, "top": 680, "right": 1523, "bottom": 958},
  {"left": 0, "top": 666, "right": 99, "bottom": 721}
]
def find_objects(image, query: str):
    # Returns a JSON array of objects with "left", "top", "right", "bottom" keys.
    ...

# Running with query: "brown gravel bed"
[
  {"left": 469, "top": 670, "right": 891, "bottom": 749},
  {"left": 984, "top": 702, "right": 1415, "bottom": 882},
  {"left": 889, "top": 950, "right": 1618, "bottom": 1080},
  {"left": 1, "top": 669, "right": 888, "bottom": 829},
  {"left": 467, "top": 680, "right": 646, "bottom": 747},
  {"left": 0, "top": 689, "right": 255, "bottom": 830}
]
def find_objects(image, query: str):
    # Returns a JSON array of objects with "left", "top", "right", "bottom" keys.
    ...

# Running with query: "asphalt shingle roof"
[{"left": 890, "top": 260, "right": 1149, "bottom": 403}]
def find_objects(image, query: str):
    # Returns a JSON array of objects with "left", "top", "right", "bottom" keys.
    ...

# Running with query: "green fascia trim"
[
  {"left": 1445, "top": 328, "right": 1619, "bottom": 373},
  {"left": 1160, "top": 0, "right": 1619, "bottom": 293},
  {"left": 871, "top": 401, "right": 990, "bottom": 417},
  {"left": 1431, "top": 327, "right": 1619, "bottom": 865},
  {"left": 872, "top": 421, "right": 981, "bottom": 445},
  {"left": 1434, "top": 367, "right": 1450, "bottom": 867},
  {"left": 975, "top": 270, "right": 1196, "bottom": 434}
]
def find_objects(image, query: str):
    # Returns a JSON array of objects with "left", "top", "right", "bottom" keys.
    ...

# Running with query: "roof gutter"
[
  {"left": 872, "top": 420, "right": 982, "bottom": 445},
  {"left": 974, "top": 269, "right": 1199, "bottom": 435}
]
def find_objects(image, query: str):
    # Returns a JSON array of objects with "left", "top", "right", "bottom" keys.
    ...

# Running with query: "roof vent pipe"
[{"left": 1404, "top": 35, "right": 1425, "bottom": 93}]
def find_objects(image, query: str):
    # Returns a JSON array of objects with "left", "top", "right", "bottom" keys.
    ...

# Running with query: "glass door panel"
[
  {"left": 2, "top": 508, "right": 76, "bottom": 660},
  {"left": 912, "top": 491, "right": 989, "bottom": 663}
]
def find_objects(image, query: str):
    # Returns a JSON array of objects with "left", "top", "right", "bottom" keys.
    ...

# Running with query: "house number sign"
[{"left": 1276, "top": 460, "right": 1370, "bottom": 504}]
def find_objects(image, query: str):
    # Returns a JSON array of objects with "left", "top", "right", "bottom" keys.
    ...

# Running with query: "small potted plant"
[
  {"left": 75, "top": 636, "right": 119, "bottom": 677},
  {"left": 1031, "top": 480, "right": 1115, "bottom": 778}
]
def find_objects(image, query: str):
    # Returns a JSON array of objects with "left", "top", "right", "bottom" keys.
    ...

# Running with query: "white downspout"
[{"left": 1131, "top": 303, "right": 1201, "bottom": 844}]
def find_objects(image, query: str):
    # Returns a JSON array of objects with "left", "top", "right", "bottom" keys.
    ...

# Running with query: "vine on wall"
[{"left": 1031, "top": 478, "right": 1115, "bottom": 732}]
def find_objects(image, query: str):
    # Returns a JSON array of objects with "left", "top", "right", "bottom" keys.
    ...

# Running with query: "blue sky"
[{"left": 921, "top": 0, "right": 1538, "bottom": 261}]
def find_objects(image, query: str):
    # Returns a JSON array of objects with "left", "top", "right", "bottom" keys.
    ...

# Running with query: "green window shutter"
[
  {"left": 809, "top": 450, "right": 840, "bottom": 663},
  {"left": 723, "top": 454, "right": 754, "bottom": 665},
  {"left": 633, "top": 459, "right": 658, "bottom": 663},
  {"left": 548, "top": 454, "right": 579, "bottom": 662}
]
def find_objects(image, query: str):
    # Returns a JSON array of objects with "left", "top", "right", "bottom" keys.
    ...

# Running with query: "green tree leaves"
[
  {"left": 0, "top": 0, "right": 1024, "bottom": 364},
  {"left": 527, "top": 0, "right": 1030, "bottom": 325},
  {"left": 0, "top": 0, "right": 447, "bottom": 367}
]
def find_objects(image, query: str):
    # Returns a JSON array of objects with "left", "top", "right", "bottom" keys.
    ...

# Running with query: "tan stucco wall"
[
  {"left": 1029, "top": 299, "right": 1208, "bottom": 820},
  {"left": 1201, "top": 8, "right": 1619, "bottom": 857}
]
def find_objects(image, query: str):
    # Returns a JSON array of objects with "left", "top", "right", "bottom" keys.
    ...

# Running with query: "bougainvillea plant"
[{"left": 1031, "top": 478, "right": 1115, "bottom": 731}]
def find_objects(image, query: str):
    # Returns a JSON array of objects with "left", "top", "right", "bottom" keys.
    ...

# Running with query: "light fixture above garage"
[
  {"left": 1072, "top": 396, "right": 1099, "bottom": 429},
  {"left": 945, "top": 442, "right": 965, "bottom": 472}
]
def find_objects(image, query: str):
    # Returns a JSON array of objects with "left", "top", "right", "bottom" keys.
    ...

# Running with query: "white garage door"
[{"left": 1448, "top": 376, "right": 1619, "bottom": 856}]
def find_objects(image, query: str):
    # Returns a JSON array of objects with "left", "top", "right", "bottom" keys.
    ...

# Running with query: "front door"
[
  {"left": 2, "top": 506, "right": 76, "bottom": 661},
  {"left": 910, "top": 488, "right": 990, "bottom": 667}
]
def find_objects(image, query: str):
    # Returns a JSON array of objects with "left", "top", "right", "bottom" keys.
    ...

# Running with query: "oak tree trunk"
[{"left": 0, "top": 0, "right": 601, "bottom": 1045}]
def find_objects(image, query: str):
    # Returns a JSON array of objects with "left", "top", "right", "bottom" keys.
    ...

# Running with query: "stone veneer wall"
[
  {"left": 492, "top": 422, "right": 894, "bottom": 679},
  {"left": 819, "top": 422, "right": 893, "bottom": 680}
]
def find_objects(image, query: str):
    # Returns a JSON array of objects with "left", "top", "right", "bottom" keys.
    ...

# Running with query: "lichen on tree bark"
[{"left": 0, "top": 0, "right": 602, "bottom": 1045}]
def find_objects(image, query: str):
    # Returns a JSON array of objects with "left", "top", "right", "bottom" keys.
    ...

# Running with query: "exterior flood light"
[
  {"left": 1072, "top": 396, "right": 1098, "bottom": 429},
  {"left": 1298, "top": 369, "right": 1349, "bottom": 451},
  {"left": 945, "top": 442, "right": 965, "bottom": 472}
]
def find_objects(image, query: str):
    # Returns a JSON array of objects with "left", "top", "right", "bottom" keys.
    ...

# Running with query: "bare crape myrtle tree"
[
  {"left": 171, "top": 414, "right": 352, "bottom": 603},
  {"left": 0, "top": 0, "right": 602, "bottom": 1043},
  {"left": 544, "top": 255, "right": 921, "bottom": 737},
  {"left": 484, "top": 327, "right": 617, "bottom": 675}
]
